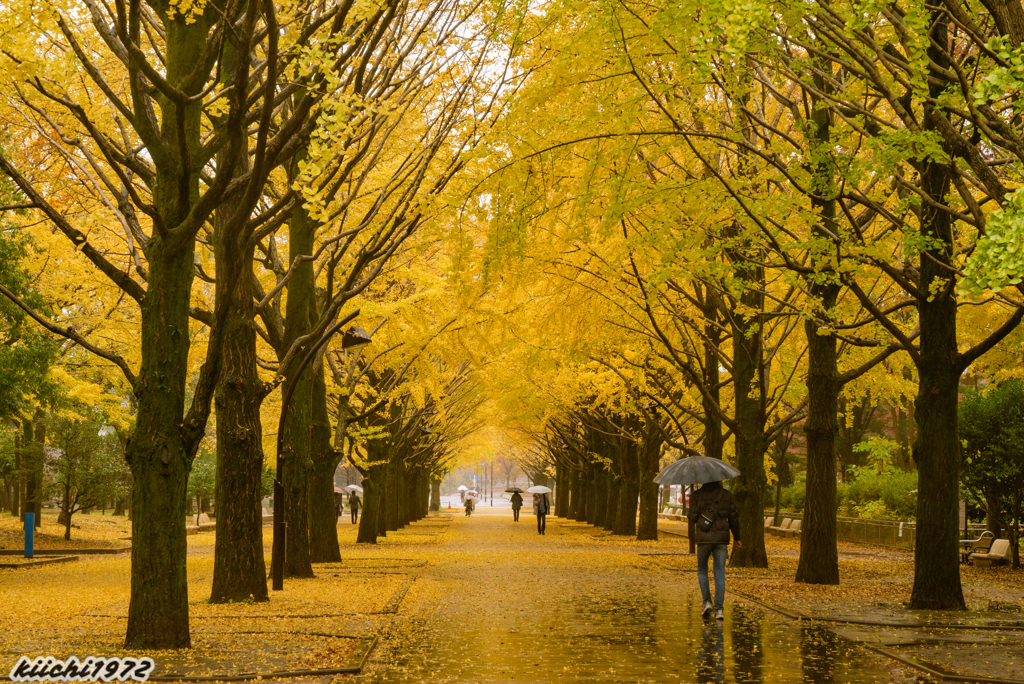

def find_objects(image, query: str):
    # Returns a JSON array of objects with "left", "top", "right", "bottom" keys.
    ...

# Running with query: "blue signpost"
[{"left": 24, "top": 512, "right": 34, "bottom": 558}]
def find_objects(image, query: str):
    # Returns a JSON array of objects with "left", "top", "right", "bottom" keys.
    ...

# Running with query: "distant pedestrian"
[
  {"left": 687, "top": 481, "right": 741, "bottom": 620},
  {"left": 336, "top": 495, "right": 343, "bottom": 522},
  {"left": 533, "top": 492, "right": 549, "bottom": 535},
  {"left": 465, "top": 497, "right": 474, "bottom": 516},
  {"left": 349, "top": 492, "right": 361, "bottom": 524},
  {"left": 510, "top": 492, "right": 523, "bottom": 522}
]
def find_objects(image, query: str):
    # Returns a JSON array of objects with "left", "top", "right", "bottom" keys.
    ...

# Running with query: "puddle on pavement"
[{"left": 365, "top": 579, "right": 901, "bottom": 682}]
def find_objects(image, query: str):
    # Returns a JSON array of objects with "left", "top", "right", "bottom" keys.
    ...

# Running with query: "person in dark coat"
[
  {"left": 349, "top": 492, "right": 361, "bottom": 524},
  {"left": 510, "top": 492, "right": 524, "bottom": 521},
  {"left": 533, "top": 493, "right": 549, "bottom": 535},
  {"left": 687, "top": 481, "right": 741, "bottom": 620}
]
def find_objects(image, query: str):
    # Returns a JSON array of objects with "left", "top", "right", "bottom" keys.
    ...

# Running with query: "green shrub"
[
  {"left": 778, "top": 482, "right": 806, "bottom": 512},
  {"left": 771, "top": 470, "right": 916, "bottom": 520},
  {"left": 838, "top": 468, "right": 917, "bottom": 520}
]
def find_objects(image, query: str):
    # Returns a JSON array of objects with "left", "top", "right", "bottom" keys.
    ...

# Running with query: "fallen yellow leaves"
[{"left": 0, "top": 511, "right": 131, "bottom": 550}]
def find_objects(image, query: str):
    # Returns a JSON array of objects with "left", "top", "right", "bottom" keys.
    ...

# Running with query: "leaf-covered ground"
[
  {"left": 2, "top": 509, "right": 1023, "bottom": 682},
  {"left": 0, "top": 510, "right": 131, "bottom": 550},
  {"left": 0, "top": 515, "right": 435, "bottom": 679}
]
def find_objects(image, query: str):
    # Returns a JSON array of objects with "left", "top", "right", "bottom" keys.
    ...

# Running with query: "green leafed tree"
[
  {"left": 960, "top": 380, "right": 1024, "bottom": 568},
  {"left": 47, "top": 408, "right": 129, "bottom": 540}
]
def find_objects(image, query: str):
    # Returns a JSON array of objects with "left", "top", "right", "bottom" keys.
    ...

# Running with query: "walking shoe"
[
  {"left": 715, "top": 609, "right": 724, "bottom": 620},
  {"left": 702, "top": 601, "right": 713, "bottom": 618}
]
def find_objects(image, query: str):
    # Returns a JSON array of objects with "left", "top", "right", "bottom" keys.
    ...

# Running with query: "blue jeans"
[{"left": 697, "top": 543, "right": 728, "bottom": 611}]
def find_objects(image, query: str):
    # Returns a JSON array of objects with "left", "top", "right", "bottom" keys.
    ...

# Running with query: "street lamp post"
[{"left": 271, "top": 312, "right": 371, "bottom": 590}]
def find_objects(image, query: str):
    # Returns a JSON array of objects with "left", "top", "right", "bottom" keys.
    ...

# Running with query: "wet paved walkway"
[{"left": 359, "top": 509, "right": 911, "bottom": 683}]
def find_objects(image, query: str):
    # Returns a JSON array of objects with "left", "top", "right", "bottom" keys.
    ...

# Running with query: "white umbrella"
[
  {"left": 466, "top": 490, "right": 478, "bottom": 496},
  {"left": 457, "top": 485, "right": 468, "bottom": 491},
  {"left": 344, "top": 484, "right": 364, "bottom": 494},
  {"left": 526, "top": 485, "right": 552, "bottom": 494},
  {"left": 464, "top": 495, "right": 480, "bottom": 505}
]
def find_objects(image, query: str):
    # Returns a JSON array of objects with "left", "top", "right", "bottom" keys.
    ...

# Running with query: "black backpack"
[{"left": 696, "top": 490, "right": 724, "bottom": 533}]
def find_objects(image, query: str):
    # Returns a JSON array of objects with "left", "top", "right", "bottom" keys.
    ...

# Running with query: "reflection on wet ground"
[{"left": 362, "top": 512, "right": 909, "bottom": 683}]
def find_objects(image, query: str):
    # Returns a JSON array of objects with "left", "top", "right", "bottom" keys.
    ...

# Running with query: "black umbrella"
[
  {"left": 505, "top": 487, "right": 524, "bottom": 493},
  {"left": 654, "top": 457, "right": 741, "bottom": 486}
]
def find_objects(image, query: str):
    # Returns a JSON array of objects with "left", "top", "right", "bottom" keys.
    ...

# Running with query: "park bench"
[
  {"left": 971, "top": 538, "right": 1012, "bottom": 567},
  {"left": 193, "top": 513, "right": 216, "bottom": 531},
  {"left": 768, "top": 518, "right": 793, "bottom": 536},
  {"left": 764, "top": 516, "right": 774, "bottom": 530},
  {"left": 782, "top": 519, "right": 802, "bottom": 538},
  {"left": 959, "top": 531, "right": 994, "bottom": 564}
]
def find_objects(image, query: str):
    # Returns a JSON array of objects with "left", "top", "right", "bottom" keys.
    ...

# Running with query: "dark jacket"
[
  {"left": 533, "top": 494, "right": 549, "bottom": 515},
  {"left": 687, "top": 482, "right": 741, "bottom": 545},
  {"left": 510, "top": 493, "right": 523, "bottom": 509},
  {"left": 349, "top": 494, "right": 361, "bottom": 512}
]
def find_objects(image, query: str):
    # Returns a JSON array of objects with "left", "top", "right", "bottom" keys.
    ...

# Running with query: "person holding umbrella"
[
  {"left": 655, "top": 456, "right": 742, "bottom": 621},
  {"left": 527, "top": 485, "right": 551, "bottom": 534},
  {"left": 506, "top": 487, "right": 524, "bottom": 521},
  {"left": 349, "top": 490, "right": 361, "bottom": 524},
  {"left": 689, "top": 480, "right": 741, "bottom": 620},
  {"left": 510, "top": 491, "right": 523, "bottom": 521}
]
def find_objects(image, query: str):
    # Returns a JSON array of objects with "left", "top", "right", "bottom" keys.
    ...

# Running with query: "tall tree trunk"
[
  {"left": 614, "top": 438, "right": 639, "bottom": 536},
  {"left": 796, "top": 305, "right": 840, "bottom": 583},
  {"left": 210, "top": 229, "right": 268, "bottom": 602},
  {"left": 909, "top": 180, "right": 965, "bottom": 608},
  {"left": 62, "top": 488, "right": 72, "bottom": 541},
  {"left": 386, "top": 458, "right": 400, "bottom": 531},
  {"left": 593, "top": 468, "right": 608, "bottom": 528},
  {"left": 356, "top": 473, "right": 379, "bottom": 544},
  {"left": 555, "top": 463, "right": 568, "bottom": 517},
  {"left": 23, "top": 416, "right": 39, "bottom": 527},
  {"left": 429, "top": 476, "right": 441, "bottom": 512},
  {"left": 125, "top": 236, "right": 199, "bottom": 649},
  {"left": 909, "top": 16, "right": 966, "bottom": 609},
  {"left": 637, "top": 427, "right": 661, "bottom": 541},
  {"left": 279, "top": 203, "right": 318, "bottom": 580},
  {"left": 728, "top": 269, "right": 769, "bottom": 568},
  {"left": 567, "top": 468, "right": 579, "bottom": 520},
  {"left": 398, "top": 459, "right": 410, "bottom": 527},
  {"left": 574, "top": 470, "right": 588, "bottom": 522},
  {"left": 796, "top": 81, "right": 840, "bottom": 585},
  {"left": 309, "top": 367, "right": 341, "bottom": 563},
  {"left": 377, "top": 465, "right": 388, "bottom": 538},
  {"left": 586, "top": 463, "right": 598, "bottom": 525},
  {"left": 604, "top": 468, "right": 620, "bottom": 532},
  {"left": 702, "top": 291, "right": 724, "bottom": 460},
  {"left": 10, "top": 429, "right": 20, "bottom": 517}
]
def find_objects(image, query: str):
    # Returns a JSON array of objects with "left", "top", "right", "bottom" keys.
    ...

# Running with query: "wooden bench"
[
  {"left": 971, "top": 538, "right": 1011, "bottom": 567},
  {"left": 768, "top": 518, "right": 793, "bottom": 536},
  {"left": 959, "top": 531, "right": 994, "bottom": 564}
]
